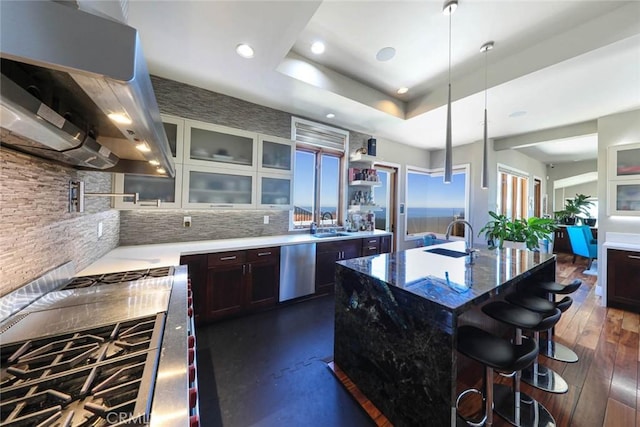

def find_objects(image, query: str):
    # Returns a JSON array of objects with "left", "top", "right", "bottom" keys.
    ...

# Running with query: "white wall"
[
  {"left": 349, "top": 132, "right": 430, "bottom": 251},
  {"left": 597, "top": 108, "right": 640, "bottom": 243}
]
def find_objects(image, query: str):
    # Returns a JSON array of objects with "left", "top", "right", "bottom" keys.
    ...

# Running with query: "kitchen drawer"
[
  {"left": 361, "top": 236, "right": 380, "bottom": 256},
  {"left": 208, "top": 251, "right": 246, "bottom": 267},
  {"left": 247, "top": 247, "right": 280, "bottom": 263}
]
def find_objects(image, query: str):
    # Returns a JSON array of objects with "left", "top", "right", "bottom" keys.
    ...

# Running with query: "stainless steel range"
[{"left": 0, "top": 262, "right": 197, "bottom": 427}]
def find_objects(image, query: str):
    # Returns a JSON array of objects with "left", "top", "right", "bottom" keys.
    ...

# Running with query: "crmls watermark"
[{"left": 105, "top": 412, "right": 150, "bottom": 425}]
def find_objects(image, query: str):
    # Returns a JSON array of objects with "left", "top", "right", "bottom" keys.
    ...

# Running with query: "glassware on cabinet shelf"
[
  {"left": 188, "top": 126, "right": 254, "bottom": 167},
  {"left": 187, "top": 170, "right": 252, "bottom": 204},
  {"left": 261, "top": 140, "right": 292, "bottom": 172},
  {"left": 260, "top": 176, "right": 291, "bottom": 205}
]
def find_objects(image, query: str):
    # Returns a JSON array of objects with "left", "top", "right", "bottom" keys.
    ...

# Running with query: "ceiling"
[{"left": 121, "top": 1, "right": 640, "bottom": 163}]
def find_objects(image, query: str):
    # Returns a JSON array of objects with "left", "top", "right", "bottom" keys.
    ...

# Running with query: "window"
[
  {"left": 291, "top": 117, "right": 348, "bottom": 228},
  {"left": 498, "top": 166, "right": 529, "bottom": 220},
  {"left": 405, "top": 166, "right": 468, "bottom": 236}
]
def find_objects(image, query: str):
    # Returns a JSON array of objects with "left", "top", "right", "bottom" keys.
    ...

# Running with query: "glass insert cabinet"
[
  {"left": 113, "top": 115, "right": 293, "bottom": 210},
  {"left": 608, "top": 142, "right": 640, "bottom": 216},
  {"left": 183, "top": 166, "right": 255, "bottom": 208}
]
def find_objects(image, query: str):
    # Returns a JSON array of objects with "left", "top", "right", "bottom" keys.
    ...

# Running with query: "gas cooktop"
[{"left": 0, "top": 313, "right": 165, "bottom": 426}]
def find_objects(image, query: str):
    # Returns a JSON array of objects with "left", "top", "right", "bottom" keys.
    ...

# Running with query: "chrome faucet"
[
  {"left": 321, "top": 211, "right": 334, "bottom": 221},
  {"left": 445, "top": 220, "right": 475, "bottom": 252}
]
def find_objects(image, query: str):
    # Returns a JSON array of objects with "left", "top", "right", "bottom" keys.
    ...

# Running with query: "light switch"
[
  {"left": 97, "top": 221, "right": 103, "bottom": 238},
  {"left": 183, "top": 216, "right": 192, "bottom": 227},
  {"left": 263, "top": 215, "right": 269, "bottom": 224}
]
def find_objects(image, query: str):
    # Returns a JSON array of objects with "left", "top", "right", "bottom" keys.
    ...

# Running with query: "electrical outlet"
[
  {"left": 97, "top": 221, "right": 103, "bottom": 238},
  {"left": 183, "top": 216, "right": 192, "bottom": 227},
  {"left": 263, "top": 215, "right": 269, "bottom": 224}
]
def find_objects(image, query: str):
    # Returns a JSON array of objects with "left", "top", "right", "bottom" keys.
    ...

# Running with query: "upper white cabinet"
[
  {"left": 114, "top": 116, "right": 294, "bottom": 210},
  {"left": 182, "top": 165, "right": 255, "bottom": 209},
  {"left": 257, "top": 172, "right": 292, "bottom": 210},
  {"left": 257, "top": 134, "right": 294, "bottom": 174},
  {"left": 114, "top": 164, "right": 183, "bottom": 209},
  {"left": 183, "top": 120, "right": 257, "bottom": 171},
  {"left": 161, "top": 114, "right": 185, "bottom": 163}
]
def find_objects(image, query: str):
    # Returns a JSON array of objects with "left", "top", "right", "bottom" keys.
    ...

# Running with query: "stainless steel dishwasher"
[{"left": 279, "top": 243, "right": 316, "bottom": 302}]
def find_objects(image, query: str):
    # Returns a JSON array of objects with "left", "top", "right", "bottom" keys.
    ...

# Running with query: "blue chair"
[{"left": 566, "top": 226, "right": 597, "bottom": 269}]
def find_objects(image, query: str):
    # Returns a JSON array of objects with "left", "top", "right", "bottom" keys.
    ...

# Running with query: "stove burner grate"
[
  {"left": 0, "top": 314, "right": 165, "bottom": 426},
  {"left": 61, "top": 267, "right": 173, "bottom": 290}
]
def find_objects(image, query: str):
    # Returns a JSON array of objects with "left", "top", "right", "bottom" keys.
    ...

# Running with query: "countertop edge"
[{"left": 78, "top": 231, "right": 392, "bottom": 276}]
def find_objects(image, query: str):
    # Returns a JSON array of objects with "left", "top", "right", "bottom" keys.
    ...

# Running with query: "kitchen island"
[{"left": 333, "top": 241, "right": 556, "bottom": 427}]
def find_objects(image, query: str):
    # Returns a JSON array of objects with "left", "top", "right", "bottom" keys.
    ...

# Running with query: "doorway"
[{"left": 373, "top": 165, "right": 398, "bottom": 251}]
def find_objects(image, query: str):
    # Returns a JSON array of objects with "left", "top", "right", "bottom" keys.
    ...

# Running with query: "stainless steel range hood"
[{"left": 0, "top": 0, "right": 175, "bottom": 177}]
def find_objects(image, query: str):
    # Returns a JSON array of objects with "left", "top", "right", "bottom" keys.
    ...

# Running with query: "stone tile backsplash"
[
  {"left": 0, "top": 148, "right": 119, "bottom": 295},
  {"left": 119, "top": 209, "right": 290, "bottom": 245}
]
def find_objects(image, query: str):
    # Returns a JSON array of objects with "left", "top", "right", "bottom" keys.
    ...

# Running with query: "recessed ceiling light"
[
  {"left": 326, "top": 113, "right": 335, "bottom": 119},
  {"left": 376, "top": 47, "right": 396, "bottom": 62},
  {"left": 136, "top": 142, "right": 151, "bottom": 152},
  {"left": 509, "top": 110, "right": 527, "bottom": 118},
  {"left": 236, "top": 43, "right": 254, "bottom": 59},
  {"left": 397, "top": 87, "right": 409, "bottom": 95},
  {"left": 442, "top": 0, "right": 458, "bottom": 15},
  {"left": 156, "top": 167, "right": 166, "bottom": 174},
  {"left": 107, "top": 112, "right": 132, "bottom": 125},
  {"left": 311, "top": 41, "right": 325, "bottom": 55},
  {"left": 149, "top": 159, "right": 160, "bottom": 166}
]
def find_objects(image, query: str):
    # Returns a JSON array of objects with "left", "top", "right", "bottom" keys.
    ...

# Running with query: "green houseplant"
[
  {"left": 479, "top": 211, "right": 557, "bottom": 250},
  {"left": 554, "top": 194, "right": 594, "bottom": 225}
]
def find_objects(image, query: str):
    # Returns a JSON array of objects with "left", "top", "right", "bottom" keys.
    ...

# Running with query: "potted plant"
[
  {"left": 479, "top": 211, "right": 557, "bottom": 251},
  {"left": 554, "top": 194, "right": 594, "bottom": 225}
]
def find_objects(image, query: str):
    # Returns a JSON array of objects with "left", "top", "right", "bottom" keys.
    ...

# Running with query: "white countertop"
[
  {"left": 602, "top": 232, "right": 640, "bottom": 252},
  {"left": 77, "top": 230, "right": 392, "bottom": 276}
]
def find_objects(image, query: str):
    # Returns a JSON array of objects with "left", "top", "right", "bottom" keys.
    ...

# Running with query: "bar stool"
[
  {"left": 481, "top": 301, "right": 556, "bottom": 426},
  {"left": 456, "top": 325, "right": 539, "bottom": 427},
  {"left": 535, "top": 279, "right": 582, "bottom": 363}
]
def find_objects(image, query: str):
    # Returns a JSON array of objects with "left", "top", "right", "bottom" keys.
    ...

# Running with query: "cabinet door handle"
[
  {"left": 367, "top": 239, "right": 377, "bottom": 243},
  {"left": 257, "top": 252, "right": 272, "bottom": 257},
  {"left": 628, "top": 255, "right": 640, "bottom": 260},
  {"left": 243, "top": 264, "right": 246, "bottom": 275},
  {"left": 220, "top": 256, "right": 237, "bottom": 261},
  {"left": 248, "top": 264, "right": 252, "bottom": 273},
  {"left": 368, "top": 246, "right": 376, "bottom": 250}
]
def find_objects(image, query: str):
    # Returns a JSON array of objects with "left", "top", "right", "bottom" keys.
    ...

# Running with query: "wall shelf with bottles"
[
  {"left": 349, "top": 153, "right": 378, "bottom": 166},
  {"left": 348, "top": 204, "right": 381, "bottom": 212}
]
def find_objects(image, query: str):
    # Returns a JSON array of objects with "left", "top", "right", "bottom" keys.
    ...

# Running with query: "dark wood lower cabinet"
[
  {"left": 245, "top": 248, "right": 280, "bottom": 310},
  {"left": 316, "top": 239, "right": 361, "bottom": 295},
  {"left": 182, "top": 236, "right": 392, "bottom": 323},
  {"left": 607, "top": 248, "right": 640, "bottom": 313}
]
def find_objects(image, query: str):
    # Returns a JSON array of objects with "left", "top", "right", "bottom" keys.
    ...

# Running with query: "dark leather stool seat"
[
  {"left": 535, "top": 279, "right": 582, "bottom": 363},
  {"left": 456, "top": 325, "right": 538, "bottom": 426},
  {"left": 458, "top": 325, "right": 538, "bottom": 373},
  {"left": 537, "top": 279, "right": 582, "bottom": 295},
  {"left": 480, "top": 301, "right": 559, "bottom": 427},
  {"left": 505, "top": 293, "right": 555, "bottom": 314}
]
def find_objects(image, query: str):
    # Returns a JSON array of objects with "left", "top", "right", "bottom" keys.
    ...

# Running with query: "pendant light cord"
[
  {"left": 484, "top": 48, "right": 488, "bottom": 110},
  {"left": 448, "top": 13, "right": 452, "bottom": 86}
]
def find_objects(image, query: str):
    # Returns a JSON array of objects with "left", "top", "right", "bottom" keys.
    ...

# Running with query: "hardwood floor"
[{"left": 333, "top": 253, "right": 639, "bottom": 427}]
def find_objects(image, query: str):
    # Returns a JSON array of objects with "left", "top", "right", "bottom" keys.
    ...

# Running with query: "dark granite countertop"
[{"left": 337, "top": 241, "right": 555, "bottom": 313}]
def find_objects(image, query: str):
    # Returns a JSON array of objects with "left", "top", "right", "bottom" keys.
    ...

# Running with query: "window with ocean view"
[
  {"left": 291, "top": 117, "right": 348, "bottom": 229},
  {"left": 406, "top": 167, "right": 467, "bottom": 236}
]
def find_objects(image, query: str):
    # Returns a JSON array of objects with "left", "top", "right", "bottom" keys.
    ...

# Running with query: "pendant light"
[
  {"left": 442, "top": 0, "right": 457, "bottom": 184},
  {"left": 480, "top": 41, "right": 494, "bottom": 190}
]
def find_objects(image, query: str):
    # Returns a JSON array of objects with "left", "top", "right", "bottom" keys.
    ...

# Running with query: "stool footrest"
[
  {"left": 521, "top": 363, "right": 569, "bottom": 394},
  {"left": 493, "top": 384, "right": 556, "bottom": 427},
  {"left": 456, "top": 388, "right": 487, "bottom": 427},
  {"left": 540, "top": 339, "right": 579, "bottom": 363}
]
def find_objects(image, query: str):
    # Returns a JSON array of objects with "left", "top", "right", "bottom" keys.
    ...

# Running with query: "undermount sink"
[
  {"left": 312, "top": 232, "right": 349, "bottom": 239},
  {"left": 424, "top": 247, "right": 469, "bottom": 258}
]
